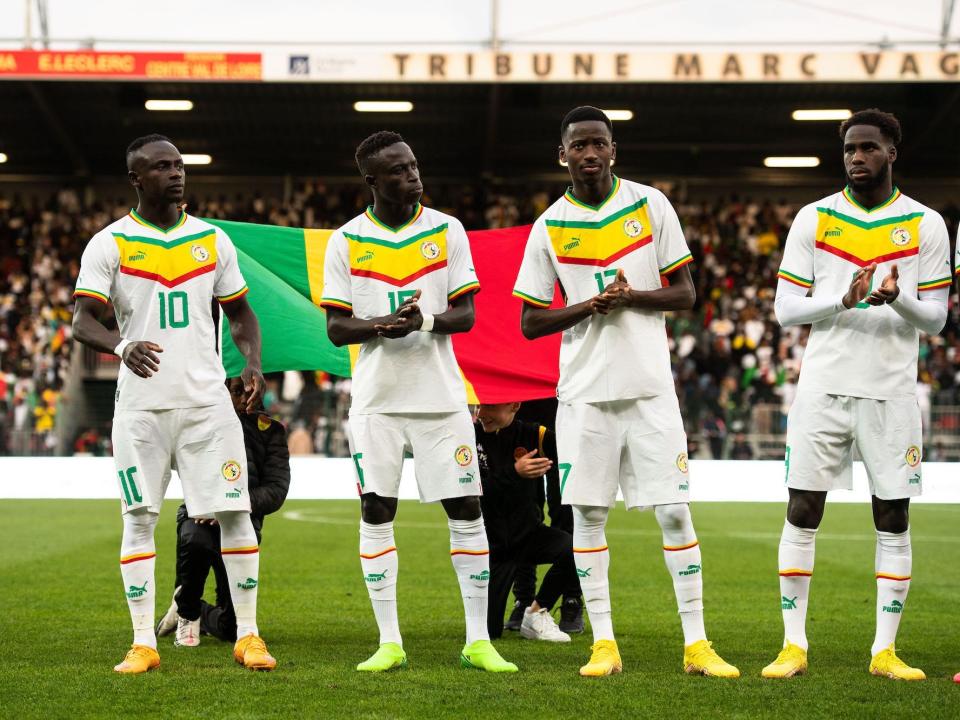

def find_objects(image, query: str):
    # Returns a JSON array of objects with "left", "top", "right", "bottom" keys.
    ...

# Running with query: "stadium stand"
[{"left": 2, "top": 184, "right": 958, "bottom": 458}]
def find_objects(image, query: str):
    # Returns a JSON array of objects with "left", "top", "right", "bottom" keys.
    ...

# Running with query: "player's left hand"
[
  {"left": 866, "top": 264, "right": 900, "bottom": 305},
  {"left": 240, "top": 365, "right": 265, "bottom": 413},
  {"left": 376, "top": 289, "right": 422, "bottom": 338}
]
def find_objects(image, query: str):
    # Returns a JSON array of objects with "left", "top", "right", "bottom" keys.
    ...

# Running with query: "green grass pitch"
[{"left": 1, "top": 499, "right": 957, "bottom": 718}]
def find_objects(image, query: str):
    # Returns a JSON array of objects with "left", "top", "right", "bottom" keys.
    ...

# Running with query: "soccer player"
[
  {"left": 321, "top": 131, "right": 517, "bottom": 673},
  {"left": 72, "top": 134, "right": 276, "bottom": 673},
  {"left": 762, "top": 109, "right": 949, "bottom": 681},
  {"left": 513, "top": 106, "right": 739, "bottom": 678}
]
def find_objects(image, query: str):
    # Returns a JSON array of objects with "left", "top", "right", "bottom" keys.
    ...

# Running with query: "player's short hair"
[
  {"left": 355, "top": 130, "right": 405, "bottom": 174},
  {"left": 560, "top": 106, "right": 612, "bottom": 140},
  {"left": 126, "top": 134, "right": 173, "bottom": 168},
  {"left": 839, "top": 109, "right": 902, "bottom": 146}
]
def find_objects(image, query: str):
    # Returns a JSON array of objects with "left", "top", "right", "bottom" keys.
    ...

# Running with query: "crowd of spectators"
[{"left": 2, "top": 182, "right": 959, "bottom": 458}]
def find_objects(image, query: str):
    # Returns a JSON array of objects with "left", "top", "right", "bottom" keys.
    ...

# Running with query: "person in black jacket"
[
  {"left": 475, "top": 402, "right": 581, "bottom": 641},
  {"left": 156, "top": 377, "right": 290, "bottom": 645}
]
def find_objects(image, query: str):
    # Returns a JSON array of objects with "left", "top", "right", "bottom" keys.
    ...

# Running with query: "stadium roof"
[
  {"left": 1, "top": 0, "right": 958, "bottom": 50},
  {"left": 1, "top": 79, "right": 959, "bottom": 190}
]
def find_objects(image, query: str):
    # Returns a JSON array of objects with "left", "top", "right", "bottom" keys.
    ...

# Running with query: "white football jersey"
[
  {"left": 778, "top": 187, "right": 950, "bottom": 400},
  {"left": 513, "top": 177, "right": 692, "bottom": 403},
  {"left": 320, "top": 204, "right": 480, "bottom": 414},
  {"left": 74, "top": 210, "right": 248, "bottom": 410}
]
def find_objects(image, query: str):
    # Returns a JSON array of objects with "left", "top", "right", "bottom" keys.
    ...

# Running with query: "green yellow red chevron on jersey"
[
  {"left": 545, "top": 194, "right": 654, "bottom": 266},
  {"left": 114, "top": 224, "right": 218, "bottom": 288},
  {"left": 814, "top": 194, "right": 922, "bottom": 268},
  {"left": 344, "top": 222, "right": 449, "bottom": 286}
]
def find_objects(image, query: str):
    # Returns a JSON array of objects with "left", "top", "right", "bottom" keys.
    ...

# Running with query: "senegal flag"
[{"left": 208, "top": 219, "right": 561, "bottom": 404}]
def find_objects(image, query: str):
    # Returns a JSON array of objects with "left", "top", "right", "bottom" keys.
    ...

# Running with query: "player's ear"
[
  {"left": 363, "top": 173, "right": 377, "bottom": 190},
  {"left": 610, "top": 141, "right": 617, "bottom": 163},
  {"left": 558, "top": 145, "right": 566, "bottom": 165},
  {"left": 127, "top": 169, "right": 140, "bottom": 190},
  {"left": 888, "top": 144, "right": 897, "bottom": 164}
]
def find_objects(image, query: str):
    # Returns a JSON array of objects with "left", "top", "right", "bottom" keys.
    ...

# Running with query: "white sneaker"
[
  {"left": 520, "top": 607, "right": 571, "bottom": 643},
  {"left": 155, "top": 587, "right": 180, "bottom": 637},
  {"left": 175, "top": 616, "right": 200, "bottom": 647}
]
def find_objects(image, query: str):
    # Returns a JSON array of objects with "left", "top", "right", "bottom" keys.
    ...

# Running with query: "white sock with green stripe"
[
  {"left": 217, "top": 511, "right": 260, "bottom": 639},
  {"left": 360, "top": 520, "right": 401, "bottom": 646},
  {"left": 573, "top": 505, "right": 614, "bottom": 642},
  {"left": 778, "top": 520, "right": 816, "bottom": 650},
  {"left": 655, "top": 503, "right": 706, "bottom": 645},
  {"left": 872, "top": 529, "right": 911, "bottom": 656},
  {"left": 120, "top": 511, "right": 159, "bottom": 649},
  {"left": 449, "top": 518, "right": 490, "bottom": 645}
]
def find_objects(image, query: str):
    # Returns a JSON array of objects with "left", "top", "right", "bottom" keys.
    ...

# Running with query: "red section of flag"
[{"left": 453, "top": 226, "right": 561, "bottom": 404}]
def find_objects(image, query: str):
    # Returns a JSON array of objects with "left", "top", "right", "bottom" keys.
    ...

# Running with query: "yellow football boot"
[
  {"left": 114, "top": 644, "right": 160, "bottom": 674},
  {"left": 233, "top": 633, "right": 277, "bottom": 671},
  {"left": 683, "top": 640, "right": 740, "bottom": 678},
  {"left": 761, "top": 642, "right": 808, "bottom": 678},
  {"left": 869, "top": 645, "right": 925, "bottom": 681},
  {"left": 579, "top": 639, "right": 623, "bottom": 677}
]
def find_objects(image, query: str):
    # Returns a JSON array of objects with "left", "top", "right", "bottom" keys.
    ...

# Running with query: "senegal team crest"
[
  {"left": 623, "top": 218, "right": 643, "bottom": 238},
  {"left": 905, "top": 446, "right": 921, "bottom": 468},
  {"left": 890, "top": 227, "right": 911, "bottom": 247},
  {"left": 421, "top": 240, "right": 440, "bottom": 260},
  {"left": 455, "top": 445, "right": 473, "bottom": 467},
  {"left": 221, "top": 460, "right": 242, "bottom": 481},
  {"left": 676, "top": 453, "right": 689, "bottom": 474},
  {"left": 191, "top": 244, "right": 210, "bottom": 262}
]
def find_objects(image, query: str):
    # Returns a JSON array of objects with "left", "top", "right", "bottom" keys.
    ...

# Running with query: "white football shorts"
[
  {"left": 112, "top": 395, "right": 249, "bottom": 517},
  {"left": 785, "top": 391, "right": 923, "bottom": 500},
  {"left": 347, "top": 410, "right": 482, "bottom": 503},
  {"left": 556, "top": 394, "right": 690, "bottom": 510}
]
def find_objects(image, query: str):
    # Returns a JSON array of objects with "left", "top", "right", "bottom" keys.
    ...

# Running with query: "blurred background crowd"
[{"left": 2, "top": 182, "right": 959, "bottom": 459}]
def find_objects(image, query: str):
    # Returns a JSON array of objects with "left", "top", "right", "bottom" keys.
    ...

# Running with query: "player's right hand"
[
  {"left": 842, "top": 263, "right": 876, "bottom": 309},
  {"left": 514, "top": 449, "right": 553, "bottom": 478},
  {"left": 122, "top": 341, "right": 164, "bottom": 378}
]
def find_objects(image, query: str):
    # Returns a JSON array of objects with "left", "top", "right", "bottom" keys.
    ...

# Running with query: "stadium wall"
[{"left": 3, "top": 458, "right": 958, "bottom": 503}]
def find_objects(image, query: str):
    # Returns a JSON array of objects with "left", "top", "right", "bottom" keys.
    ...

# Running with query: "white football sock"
[
  {"left": 120, "top": 511, "right": 160, "bottom": 649},
  {"left": 359, "top": 520, "right": 401, "bottom": 646},
  {"left": 449, "top": 518, "right": 490, "bottom": 645},
  {"left": 778, "top": 520, "right": 816, "bottom": 651},
  {"left": 217, "top": 511, "right": 260, "bottom": 639},
  {"left": 655, "top": 503, "right": 706, "bottom": 646},
  {"left": 872, "top": 529, "right": 912, "bottom": 656},
  {"left": 573, "top": 505, "right": 614, "bottom": 642}
]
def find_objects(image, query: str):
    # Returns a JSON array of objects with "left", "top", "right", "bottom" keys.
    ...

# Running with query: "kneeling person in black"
[
  {"left": 476, "top": 402, "right": 580, "bottom": 642},
  {"left": 157, "top": 377, "right": 290, "bottom": 645}
]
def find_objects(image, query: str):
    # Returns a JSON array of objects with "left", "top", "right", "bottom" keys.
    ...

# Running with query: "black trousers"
[
  {"left": 488, "top": 523, "right": 581, "bottom": 639},
  {"left": 512, "top": 504, "right": 575, "bottom": 605},
  {"left": 174, "top": 517, "right": 261, "bottom": 643}
]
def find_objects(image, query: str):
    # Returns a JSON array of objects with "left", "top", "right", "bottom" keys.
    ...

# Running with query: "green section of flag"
[
  {"left": 209, "top": 219, "right": 312, "bottom": 297},
  {"left": 207, "top": 219, "right": 351, "bottom": 378}
]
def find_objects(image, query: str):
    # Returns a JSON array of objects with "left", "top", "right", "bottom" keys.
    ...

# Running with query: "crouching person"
[{"left": 475, "top": 402, "right": 581, "bottom": 642}]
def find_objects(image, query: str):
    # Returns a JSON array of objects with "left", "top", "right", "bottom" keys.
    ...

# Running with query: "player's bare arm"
[
  {"left": 520, "top": 299, "right": 601, "bottom": 340},
  {"left": 72, "top": 295, "right": 163, "bottom": 378},
  {"left": 841, "top": 262, "right": 877, "bottom": 308},
  {"left": 221, "top": 295, "right": 264, "bottom": 412},
  {"left": 325, "top": 307, "right": 406, "bottom": 345},
  {"left": 610, "top": 266, "right": 697, "bottom": 312}
]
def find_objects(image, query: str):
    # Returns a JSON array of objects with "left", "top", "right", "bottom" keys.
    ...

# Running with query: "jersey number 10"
[{"left": 158, "top": 291, "right": 189, "bottom": 329}]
